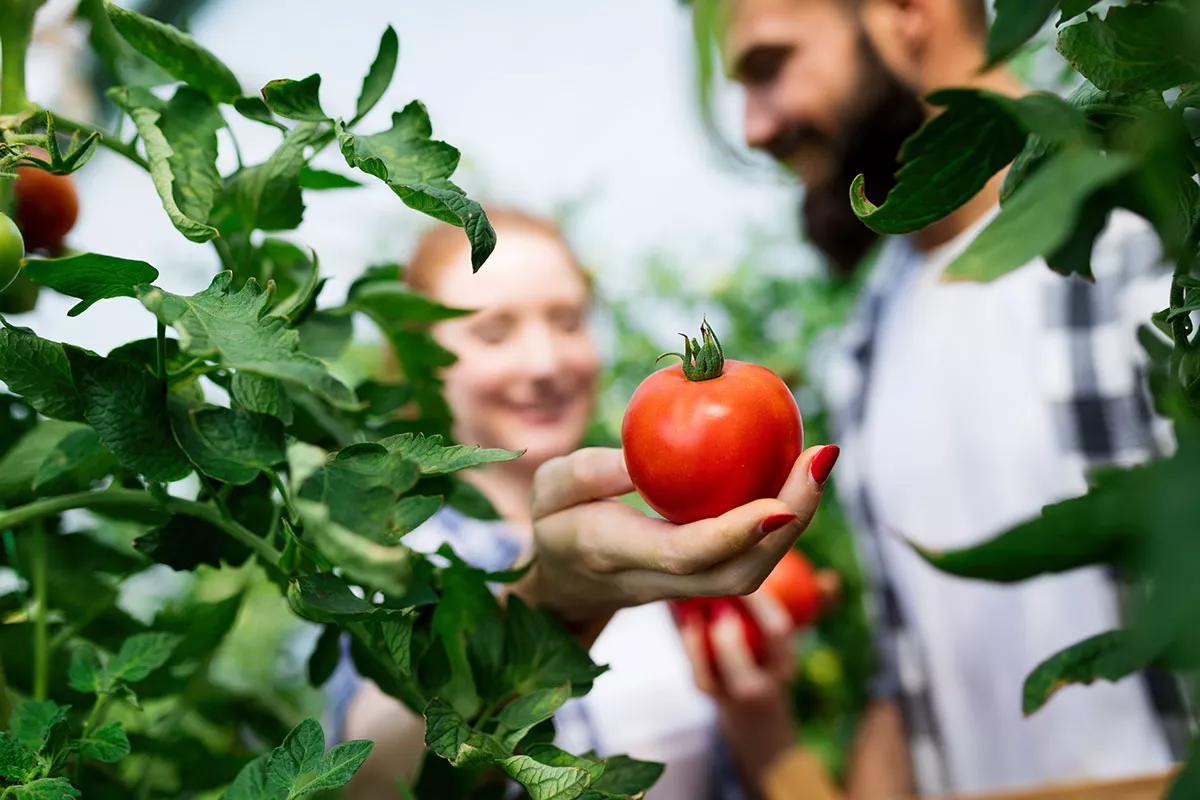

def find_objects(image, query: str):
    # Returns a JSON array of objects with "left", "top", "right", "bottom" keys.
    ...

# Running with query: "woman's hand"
[{"left": 509, "top": 444, "right": 836, "bottom": 636}]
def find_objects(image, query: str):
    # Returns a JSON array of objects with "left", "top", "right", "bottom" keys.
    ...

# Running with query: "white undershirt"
[{"left": 857, "top": 211, "right": 1174, "bottom": 794}]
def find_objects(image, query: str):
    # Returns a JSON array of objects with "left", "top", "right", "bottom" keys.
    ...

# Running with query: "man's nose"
[{"left": 743, "top": 91, "right": 784, "bottom": 152}]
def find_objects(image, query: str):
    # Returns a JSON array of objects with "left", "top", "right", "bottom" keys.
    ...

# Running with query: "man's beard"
[{"left": 781, "top": 36, "right": 926, "bottom": 276}]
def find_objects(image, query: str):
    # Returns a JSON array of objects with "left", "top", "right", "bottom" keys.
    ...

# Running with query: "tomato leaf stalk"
[{"left": 659, "top": 318, "right": 725, "bottom": 381}]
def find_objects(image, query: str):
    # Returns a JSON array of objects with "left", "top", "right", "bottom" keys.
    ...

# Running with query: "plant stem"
[
  {"left": 32, "top": 519, "right": 47, "bottom": 702},
  {"left": 156, "top": 320, "right": 167, "bottom": 384},
  {"left": 269, "top": 469, "right": 298, "bottom": 525},
  {"left": 0, "top": 652, "right": 12, "bottom": 733},
  {"left": 0, "top": 0, "right": 35, "bottom": 212},
  {"left": 42, "top": 111, "right": 149, "bottom": 171},
  {"left": 0, "top": 489, "right": 284, "bottom": 577}
]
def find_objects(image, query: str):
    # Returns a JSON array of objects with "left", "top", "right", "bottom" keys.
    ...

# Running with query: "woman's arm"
[
  {"left": 843, "top": 698, "right": 915, "bottom": 800},
  {"left": 342, "top": 680, "right": 427, "bottom": 799}
]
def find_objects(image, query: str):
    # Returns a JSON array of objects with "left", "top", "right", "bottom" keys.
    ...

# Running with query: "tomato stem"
[{"left": 656, "top": 317, "right": 725, "bottom": 381}]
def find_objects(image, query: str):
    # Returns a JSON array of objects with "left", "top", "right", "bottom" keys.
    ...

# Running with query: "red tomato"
[
  {"left": 621, "top": 320, "right": 803, "bottom": 524},
  {"left": 760, "top": 549, "right": 823, "bottom": 628},
  {"left": 671, "top": 596, "right": 767, "bottom": 673},
  {"left": 13, "top": 160, "right": 79, "bottom": 253}
]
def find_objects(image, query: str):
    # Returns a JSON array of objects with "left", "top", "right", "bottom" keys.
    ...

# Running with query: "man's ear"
[{"left": 859, "top": 0, "right": 934, "bottom": 81}]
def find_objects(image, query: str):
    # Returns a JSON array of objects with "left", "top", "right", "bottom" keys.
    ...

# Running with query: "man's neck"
[{"left": 911, "top": 47, "right": 1027, "bottom": 253}]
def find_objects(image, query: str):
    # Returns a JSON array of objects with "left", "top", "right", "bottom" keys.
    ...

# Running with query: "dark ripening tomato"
[
  {"left": 760, "top": 549, "right": 823, "bottom": 628},
  {"left": 621, "top": 320, "right": 803, "bottom": 524},
  {"left": 13, "top": 160, "right": 79, "bottom": 253},
  {"left": 0, "top": 212, "right": 25, "bottom": 294}
]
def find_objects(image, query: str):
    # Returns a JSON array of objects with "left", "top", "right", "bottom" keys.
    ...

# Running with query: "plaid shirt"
[{"left": 822, "top": 207, "right": 1191, "bottom": 795}]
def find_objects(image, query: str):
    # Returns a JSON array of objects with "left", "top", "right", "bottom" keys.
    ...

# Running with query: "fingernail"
[
  {"left": 758, "top": 513, "right": 798, "bottom": 535},
  {"left": 809, "top": 445, "right": 840, "bottom": 487}
]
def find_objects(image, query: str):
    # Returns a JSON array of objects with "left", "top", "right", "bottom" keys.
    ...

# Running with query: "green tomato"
[{"left": 0, "top": 211, "right": 25, "bottom": 294}]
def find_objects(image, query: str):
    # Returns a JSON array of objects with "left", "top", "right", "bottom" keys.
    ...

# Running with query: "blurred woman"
[{"left": 327, "top": 208, "right": 730, "bottom": 799}]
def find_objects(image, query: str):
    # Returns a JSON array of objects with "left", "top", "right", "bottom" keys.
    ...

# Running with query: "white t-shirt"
[{"left": 823, "top": 207, "right": 1177, "bottom": 794}]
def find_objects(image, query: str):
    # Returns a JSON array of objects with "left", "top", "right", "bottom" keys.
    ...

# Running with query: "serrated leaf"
[
  {"left": 343, "top": 282, "right": 472, "bottom": 323},
  {"left": 64, "top": 346, "right": 194, "bottom": 483},
  {"left": 109, "top": 632, "right": 180, "bottom": 684},
  {"left": 170, "top": 405, "right": 287, "bottom": 485},
  {"left": 11, "top": 778, "right": 81, "bottom": 800},
  {"left": 382, "top": 615, "right": 415, "bottom": 677},
  {"left": 33, "top": 426, "right": 115, "bottom": 490},
  {"left": 286, "top": 573, "right": 395, "bottom": 622},
  {"left": 78, "top": 721, "right": 130, "bottom": 762},
  {"left": 0, "top": 731, "right": 38, "bottom": 783},
  {"left": 297, "top": 167, "right": 361, "bottom": 190},
  {"left": 297, "top": 443, "right": 420, "bottom": 540},
  {"left": 221, "top": 753, "right": 288, "bottom": 800},
  {"left": 138, "top": 272, "right": 357, "bottom": 410},
  {"left": 503, "top": 596, "right": 606, "bottom": 698},
  {"left": 354, "top": 26, "right": 398, "bottom": 122},
  {"left": 231, "top": 373, "right": 294, "bottom": 425},
  {"left": 267, "top": 718, "right": 324, "bottom": 790},
  {"left": 496, "top": 686, "right": 571, "bottom": 751},
  {"left": 225, "top": 123, "right": 321, "bottom": 232},
  {"left": 942, "top": 148, "right": 1133, "bottom": 282},
  {"left": 67, "top": 645, "right": 107, "bottom": 694},
  {"left": 11, "top": 700, "right": 70, "bottom": 753},
  {"left": 423, "top": 699, "right": 508, "bottom": 767},
  {"left": 22, "top": 254, "right": 158, "bottom": 316},
  {"left": 0, "top": 326, "right": 86, "bottom": 421},
  {"left": 104, "top": 0, "right": 241, "bottom": 103},
  {"left": 521, "top": 745, "right": 605, "bottom": 784},
  {"left": 296, "top": 740, "right": 374, "bottom": 796},
  {"left": 851, "top": 89, "right": 1093, "bottom": 235},
  {"left": 502, "top": 755, "right": 591, "bottom": 800},
  {"left": 1057, "top": 5, "right": 1200, "bottom": 93},
  {"left": 389, "top": 494, "right": 443, "bottom": 540},
  {"left": 0, "top": 421, "right": 93, "bottom": 501},
  {"left": 592, "top": 754, "right": 665, "bottom": 796},
  {"left": 1022, "top": 630, "right": 1145, "bottom": 716},
  {"left": 134, "top": 514, "right": 252, "bottom": 571},
  {"left": 380, "top": 433, "right": 521, "bottom": 476},
  {"left": 336, "top": 107, "right": 496, "bottom": 270},
  {"left": 986, "top": 0, "right": 1057, "bottom": 67},
  {"left": 262, "top": 74, "right": 327, "bottom": 122},
  {"left": 233, "top": 95, "right": 286, "bottom": 131},
  {"left": 109, "top": 87, "right": 220, "bottom": 242}
]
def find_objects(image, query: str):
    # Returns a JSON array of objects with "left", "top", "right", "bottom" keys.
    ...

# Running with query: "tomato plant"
[
  {"left": 0, "top": 3, "right": 663, "bottom": 799},
  {"left": 621, "top": 319, "right": 803, "bottom": 524},
  {"left": 0, "top": 211, "right": 22, "bottom": 292},
  {"left": 13, "top": 157, "right": 79, "bottom": 253}
]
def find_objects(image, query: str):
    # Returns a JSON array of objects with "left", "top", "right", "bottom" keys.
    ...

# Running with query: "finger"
[
  {"left": 679, "top": 620, "right": 718, "bottom": 696},
  {"left": 710, "top": 607, "right": 775, "bottom": 703},
  {"left": 530, "top": 448, "right": 635, "bottom": 519},
  {"left": 744, "top": 591, "right": 797, "bottom": 681}
]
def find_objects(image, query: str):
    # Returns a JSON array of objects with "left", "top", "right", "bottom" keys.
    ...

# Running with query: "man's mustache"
[{"left": 764, "top": 124, "right": 831, "bottom": 165}]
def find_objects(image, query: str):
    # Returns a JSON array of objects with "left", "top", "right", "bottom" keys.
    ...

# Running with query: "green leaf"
[
  {"left": 354, "top": 26, "right": 399, "bottom": 122},
  {"left": 78, "top": 721, "right": 131, "bottom": 762},
  {"left": 11, "top": 700, "right": 70, "bottom": 753},
  {"left": 382, "top": 616, "right": 415, "bottom": 677},
  {"left": 156, "top": 589, "right": 247, "bottom": 663},
  {"left": 67, "top": 645, "right": 107, "bottom": 694},
  {"left": 11, "top": 778, "right": 81, "bottom": 800},
  {"left": 222, "top": 753, "right": 288, "bottom": 800},
  {"left": 851, "top": 89, "right": 1093, "bottom": 235},
  {"left": 295, "top": 740, "right": 375, "bottom": 797},
  {"left": 343, "top": 281, "right": 472, "bottom": 324},
  {"left": 266, "top": 718, "right": 324, "bottom": 790},
  {"left": 65, "top": 346, "right": 194, "bottom": 483},
  {"left": 1022, "top": 630, "right": 1145, "bottom": 716},
  {"left": 423, "top": 699, "right": 508, "bottom": 767},
  {"left": 134, "top": 514, "right": 252, "bottom": 571},
  {"left": 0, "top": 422, "right": 94, "bottom": 501},
  {"left": 0, "top": 732, "right": 37, "bottom": 783},
  {"left": 298, "top": 166, "right": 362, "bottom": 190},
  {"left": 170, "top": 405, "right": 287, "bottom": 485},
  {"left": 262, "top": 74, "right": 328, "bottom": 122},
  {"left": 308, "top": 625, "right": 342, "bottom": 687},
  {"left": 390, "top": 494, "right": 443, "bottom": 539},
  {"left": 590, "top": 754, "right": 665, "bottom": 796},
  {"left": 270, "top": 251, "right": 323, "bottom": 324},
  {"left": 33, "top": 426, "right": 116, "bottom": 491},
  {"left": 109, "top": 632, "right": 181, "bottom": 684},
  {"left": 226, "top": 122, "right": 322, "bottom": 232},
  {"left": 910, "top": 465, "right": 1144, "bottom": 583},
  {"left": 503, "top": 596, "right": 606, "bottom": 697},
  {"left": 0, "top": 326, "right": 86, "bottom": 421},
  {"left": 104, "top": 0, "right": 241, "bottom": 103},
  {"left": 286, "top": 573, "right": 398, "bottom": 622},
  {"left": 501, "top": 755, "right": 591, "bottom": 800},
  {"left": 233, "top": 95, "right": 287, "bottom": 130},
  {"left": 986, "top": 0, "right": 1057, "bottom": 67},
  {"left": 138, "top": 272, "right": 358, "bottom": 410},
  {"left": 158, "top": 86, "right": 226, "bottom": 226},
  {"left": 295, "top": 501, "right": 414, "bottom": 596},
  {"left": 380, "top": 433, "right": 522, "bottom": 476},
  {"left": 109, "top": 87, "right": 220, "bottom": 242},
  {"left": 336, "top": 107, "right": 496, "bottom": 270},
  {"left": 1058, "top": 0, "right": 1098, "bottom": 25},
  {"left": 520, "top": 745, "right": 605, "bottom": 784},
  {"left": 231, "top": 373, "right": 294, "bottom": 425},
  {"left": 1167, "top": 741, "right": 1200, "bottom": 800},
  {"left": 496, "top": 686, "right": 571, "bottom": 751},
  {"left": 1057, "top": 5, "right": 1200, "bottom": 92},
  {"left": 23, "top": 254, "right": 158, "bottom": 316},
  {"left": 298, "top": 443, "right": 420, "bottom": 540},
  {"left": 943, "top": 148, "right": 1134, "bottom": 281}
]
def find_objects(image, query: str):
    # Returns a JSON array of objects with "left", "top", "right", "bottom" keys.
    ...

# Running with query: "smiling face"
[{"left": 424, "top": 222, "right": 600, "bottom": 472}]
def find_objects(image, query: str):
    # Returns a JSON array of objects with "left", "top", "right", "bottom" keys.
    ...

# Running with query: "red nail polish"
[
  {"left": 759, "top": 513, "right": 797, "bottom": 535},
  {"left": 809, "top": 445, "right": 840, "bottom": 486}
]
